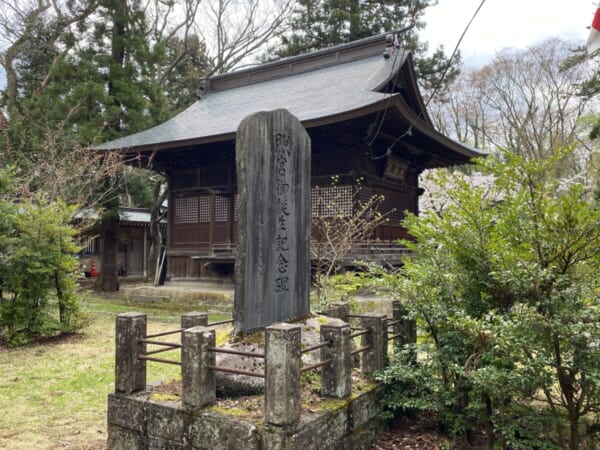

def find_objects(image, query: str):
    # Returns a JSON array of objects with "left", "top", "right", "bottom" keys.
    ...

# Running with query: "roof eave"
[
  {"left": 389, "top": 96, "right": 485, "bottom": 163},
  {"left": 99, "top": 97, "right": 485, "bottom": 167},
  {"left": 400, "top": 54, "right": 434, "bottom": 126}
]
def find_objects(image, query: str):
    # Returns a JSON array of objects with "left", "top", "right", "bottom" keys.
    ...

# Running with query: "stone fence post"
[
  {"left": 359, "top": 313, "right": 387, "bottom": 376},
  {"left": 265, "top": 323, "right": 301, "bottom": 426},
  {"left": 392, "top": 300, "right": 417, "bottom": 364},
  {"left": 181, "top": 311, "right": 208, "bottom": 329},
  {"left": 322, "top": 302, "right": 349, "bottom": 323},
  {"left": 320, "top": 318, "right": 351, "bottom": 398},
  {"left": 182, "top": 326, "right": 216, "bottom": 411},
  {"left": 115, "top": 312, "right": 147, "bottom": 395}
]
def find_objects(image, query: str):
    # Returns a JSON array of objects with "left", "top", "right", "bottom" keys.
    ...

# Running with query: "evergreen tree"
[
  {"left": 580, "top": 65, "right": 600, "bottom": 140},
  {"left": 0, "top": 168, "right": 84, "bottom": 346},
  {"left": 161, "top": 35, "right": 211, "bottom": 114},
  {"left": 272, "top": 0, "right": 458, "bottom": 91},
  {"left": 0, "top": 1, "right": 209, "bottom": 291},
  {"left": 1, "top": 2, "right": 209, "bottom": 150},
  {"left": 93, "top": 0, "right": 166, "bottom": 291},
  {"left": 0, "top": 0, "right": 288, "bottom": 291}
]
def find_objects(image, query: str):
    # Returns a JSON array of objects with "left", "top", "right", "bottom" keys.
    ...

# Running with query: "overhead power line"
[{"left": 367, "top": 0, "right": 488, "bottom": 156}]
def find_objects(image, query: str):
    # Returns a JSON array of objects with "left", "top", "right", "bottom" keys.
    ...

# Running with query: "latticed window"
[
  {"left": 311, "top": 185, "right": 353, "bottom": 218},
  {"left": 215, "top": 195, "right": 230, "bottom": 222},
  {"left": 174, "top": 197, "right": 198, "bottom": 224},
  {"left": 198, "top": 195, "right": 211, "bottom": 223}
]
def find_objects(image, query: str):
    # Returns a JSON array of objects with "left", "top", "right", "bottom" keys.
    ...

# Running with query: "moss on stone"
[
  {"left": 288, "top": 313, "right": 316, "bottom": 323},
  {"left": 207, "top": 405, "right": 250, "bottom": 417},
  {"left": 232, "top": 330, "right": 264, "bottom": 345},
  {"left": 150, "top": 392, "right": 180, "bottom": 402},
  {"left": 353, "top": 378, "right": 378, "bottom": 393},
  {"left": 310, "top": 381, "right": 378, "bottom": 413},
  {"left": 216, "top": 329, "right": 232, "bottom": 346},
  {"left": 313, "top": 396, "right": 350, "bottom": 412},
  {"left": 206, "top": 398, "right": 264, "bottom": 422}
]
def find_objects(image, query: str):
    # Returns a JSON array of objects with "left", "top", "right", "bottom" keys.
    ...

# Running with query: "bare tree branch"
[{"left": 196, "top": 0, "right": 294, "bottom": 75}]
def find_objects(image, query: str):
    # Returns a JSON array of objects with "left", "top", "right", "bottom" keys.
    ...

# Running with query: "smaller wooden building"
[
  {"left": 78, "top": 207, "right": 165, "bottom": 278},
  {"left": 98, "top": 33, "right": 483, "bottom": 282}
]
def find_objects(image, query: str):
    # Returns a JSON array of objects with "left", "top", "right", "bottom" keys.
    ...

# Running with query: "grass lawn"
[{"left": 0, "top": 294, "right": 230, "bottom": 450}]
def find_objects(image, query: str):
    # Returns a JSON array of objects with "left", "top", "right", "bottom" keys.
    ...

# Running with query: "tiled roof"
[
  {"left": 96, "top": 33, "right": 484, "bottom": 162},
  {"left": 97, "top": 37, "right": 408, "bottom": 151}
]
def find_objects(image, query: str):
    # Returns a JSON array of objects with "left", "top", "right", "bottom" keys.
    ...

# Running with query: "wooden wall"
[{"left": 164, "top": 128, "right": 423, "bottom": 280}]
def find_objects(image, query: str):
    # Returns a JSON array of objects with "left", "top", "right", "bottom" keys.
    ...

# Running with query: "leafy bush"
[
  {"left": 375, "top": 148, "right": 600, "bottom": 449},
  {"left": 0, "top": 169, "right": 85, "bottom": 346},
  {"left": 310, "top": 271, "right": 365, "bottom": 313}
]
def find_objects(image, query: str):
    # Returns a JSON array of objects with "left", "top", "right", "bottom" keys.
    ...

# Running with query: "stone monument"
[{"left": 234, "top": 109, "right": 311, "bottom": 333}]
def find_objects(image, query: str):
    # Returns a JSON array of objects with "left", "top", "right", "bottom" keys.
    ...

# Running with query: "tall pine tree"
[
  {"left": 0, "top": 1, "right": 211, "bottom": 291},
  {"left": 273, "top": 0, "right": 458, "bottom": 91}
]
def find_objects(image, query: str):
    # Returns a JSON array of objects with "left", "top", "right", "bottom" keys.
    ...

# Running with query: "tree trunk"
[
  {"left": 94, "top": 0, "right": 128, "bottom": 293},
  {"left": 148, "top": 181, "right": 167, "bottom": 281},
  {"left": 148, "top": 225, "right": 161, "bottom": 282},
  {"left": 484, "top": 394, "right": 495, "bottom": 448},
  {"left": 55, "top": 271, "right": 66, "bottom": 324},
  {"left": 349, "top": 0, "right": 360, "bottom": 41},
  {"left": 3, "top": 53, "right": 19, "bottom": 114},
  {"left": 569, "top": 413, "right": 580, "bottom": 450},
  {"left": 96, "top": 214, "right": 119, "bottom": 292}
]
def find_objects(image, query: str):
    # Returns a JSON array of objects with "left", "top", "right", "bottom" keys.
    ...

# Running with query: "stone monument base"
[{"left": 107, "top": 383, "right": 383, "bottom": 450}]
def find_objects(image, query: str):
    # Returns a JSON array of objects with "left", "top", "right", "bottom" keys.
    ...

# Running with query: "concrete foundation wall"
[{"left": 107, "top": 386, "right": 382, "bottom": 450}]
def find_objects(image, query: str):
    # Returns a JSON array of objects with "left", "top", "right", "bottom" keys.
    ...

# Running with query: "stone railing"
[
  {"left": 115, "top": 301, "right": 415, "bottom": 411},
  {"left": 114, "top": 312, "right": 233, "bottom": 395},
  {"left": 110, "top": 301, "right": 415, "bottom": 449}
]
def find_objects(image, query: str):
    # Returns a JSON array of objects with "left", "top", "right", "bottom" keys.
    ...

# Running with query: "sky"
[
  {"left": 421, "top": 0, "right": 594, "bottom": 67},
  {"left": 0, "top": 1, "right": 594, "bottom": 89}
]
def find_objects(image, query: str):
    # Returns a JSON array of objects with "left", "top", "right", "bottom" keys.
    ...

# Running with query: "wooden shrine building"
[{"left": 98, "top": 33, "right": 483, "bottom": 282}]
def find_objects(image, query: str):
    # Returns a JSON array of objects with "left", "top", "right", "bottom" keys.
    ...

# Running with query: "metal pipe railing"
[
  {"left": 138, "top": 355, "right": 182, "bottom": 366},
  {"left": 144, "top": 318, "right": 234, "bottom": 339},
  {"left": 301, "top": 340, "right": 332, "bottom": 354},
  {"left": 388, "top": 332, "right": 403, "bottom": 341},
  {"left": 145, "top": 347, "right": 178, "bottom": 356},
  {"left": 349, "top": 329, "right": 369, "bottom": 339},
  {"left": 301, "top": 359, "right": 331, "bottom": 373},
  {"left": 207, "top": 347, "right": 265, "bottom": 358},
  {"left": 350, "top": 345, "right": 371, "bottom": 356},
  {"left": 140, "top": 339, "right": 181, "bottom": 348},
  {"left": 209, "top": 319, "right": 234, "bottom": 327},
  {"left": 145, "top": 328, "right": 184, "bottom": 339},
  {"left": 207, "top": 365, "right": 265, "bottom": 378}
]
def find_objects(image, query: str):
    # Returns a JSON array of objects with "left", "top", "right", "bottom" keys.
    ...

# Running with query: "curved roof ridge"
[{"left": 205, "top": 33, "right": 395, "bottom": 93}]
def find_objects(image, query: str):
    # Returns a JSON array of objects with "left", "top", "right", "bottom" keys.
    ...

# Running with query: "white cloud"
[{"left": 421, "top": 0, "right": 592, "bottom": 66}]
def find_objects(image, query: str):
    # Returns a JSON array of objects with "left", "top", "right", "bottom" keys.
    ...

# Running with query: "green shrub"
[
  {"left": 310, "top": 271, "right": 364, "bottom": 312},
  {"left": 375, "top": 148, "right": 600, "bottom": 449},
  {"left": 0, "top": 171, "right": 84, "bottom": 345}
]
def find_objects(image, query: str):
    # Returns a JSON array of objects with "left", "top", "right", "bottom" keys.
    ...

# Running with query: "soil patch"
[{"left": 373, "top": 414, "right": 452, "bottom": 449}]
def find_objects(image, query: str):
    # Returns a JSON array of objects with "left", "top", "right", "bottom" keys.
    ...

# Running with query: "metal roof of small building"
[
  {"left": 74, "top": 207, "right": 166, "bottom": 225},
  {"left": 96, "top": 33, "right": 483, "bottom": 161}
]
